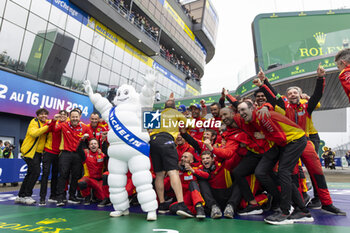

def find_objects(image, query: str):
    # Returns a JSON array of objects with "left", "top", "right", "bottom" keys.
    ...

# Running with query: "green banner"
[
  {"left": 253, "top": 9, "right": 350, "bottom": 71},
  {"left": 153, "top": 93, "right": 224, "bottom": 109},
  {"left": 235, "top": 55, "right": 337, "bottom": 95}
]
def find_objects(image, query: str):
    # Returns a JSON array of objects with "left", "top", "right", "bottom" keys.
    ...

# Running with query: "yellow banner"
[
  {"left": 186, "top": 84, "right": 200, "bottom": 96},
  {"left": 164, "top": 0, "right": 195, "bottom": 41},
  {"left": 88, "top": 17, "right": 154, "bottom": 67}
]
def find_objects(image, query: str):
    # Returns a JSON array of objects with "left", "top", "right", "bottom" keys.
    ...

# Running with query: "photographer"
[
  {"left": 1, "top": 141, "right": 14, "bottom": 159},
  {"left": 1, "top": 141, "right": 16, "bottom": 187}
]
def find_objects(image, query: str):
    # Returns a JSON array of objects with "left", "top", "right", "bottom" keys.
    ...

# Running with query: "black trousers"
[
  {"left": 40, "top": 151, "right": 59, "bottom": 199},
  {"left": 232, "top": 151, "right": 261, "bottom": 203},
  {"left": 56, "top": 151, "right": 82, "bottom": 199},
  {"left": 256, "top": 136, "right": 307, "bottom": 214},
  {"left": 18, "top": 153, "right": 42, "bottom": 197},
  {"left": 255, "top": 148, "right": 281, "bottom": 204},
  {"left": 232, "top": 147, "right": 279, "bottom": 203},
  {"left": 198, "top": 179, "right": 238, "bottom": 211}
]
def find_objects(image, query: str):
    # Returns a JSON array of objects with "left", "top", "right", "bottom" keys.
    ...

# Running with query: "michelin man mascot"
[{"left": 83, "top": 70, "right": 158, "bottom": 221}]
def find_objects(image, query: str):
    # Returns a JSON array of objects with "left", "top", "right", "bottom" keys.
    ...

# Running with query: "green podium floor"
[{"left": 0, "top": 204, "right": 349, "bottom": 233}]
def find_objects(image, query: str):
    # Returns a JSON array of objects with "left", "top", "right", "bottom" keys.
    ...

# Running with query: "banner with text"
[{"left": 0, "top": 70, "right": 93, "bottom": 122}]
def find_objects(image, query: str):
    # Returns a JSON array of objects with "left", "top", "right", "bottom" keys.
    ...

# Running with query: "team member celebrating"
[
  {"left": 15, "top": 108, "right": 50, "bottom": 205},
  {"left": 335, "top": 48, "right": 350, "bottom": 102},
  {"left": 87, "top": 112, "right": 109, "bottom": 142},
  {"left": 237, "top": 101, "right": 311, "bottom": 225},
  {"left": 77, "top": 137, "right": 109, "bottom": 206},
  {"left": 174, "top": 152, "right": 206, "bottom": 219},
  {"left": 188, "top": 102, "right": 207, "bottom": 141},
  {"left": 39, "top": 110, "right": 68, "bottom": 206},
  {"left": 175, "top": 134, "right": 197, "bottom": 162},
  {"left": 50, "top": 109, "right": 93, "bottom": 206},
  {"left": 256, "top": 65, "right": 345, "bottom": 215}
]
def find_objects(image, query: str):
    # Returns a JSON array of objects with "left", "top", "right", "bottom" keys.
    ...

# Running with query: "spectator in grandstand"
[
  {"left": 149, "top": 99, "right": 192, "bottom": 216},
  {"left": 155, "top": 91, "right": 161, "bottom": 102},
  {"left": 335, "top": 48, "right": 350, "bottom": 103},
  {"left": 50, "top": 109, "right": 93, "bottom": 207},
  {"left": 15, "top": 108, "right": 50, "bottom": 205},
  {"left": 39, "top": 110, "right": 68, "bottom": 206}
]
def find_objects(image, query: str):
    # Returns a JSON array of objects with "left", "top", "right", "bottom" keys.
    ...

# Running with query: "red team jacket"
[
  {"left": 87, "top": 122, "right": 109, "bottom": 139},
  {"left": 189, "top": 117, "right": 207, "bottom": 141},
  {"left": 194, "top": 157, "right": 240, "bottom": 189},
  {"left": 51, "top": 120, "right": 93, "bottom": 152},
  {"left": 82, "top": 150, "right": 107, "bottom": 179},
  {"left": 339, "top": 65, "right": 350, "bottom": 103},
  {"left": 45, "top": 120, "right": 65, "bottom": 155},
  {"left": 212, "top": 125, "right": 248, "bottom": 159},
  {"left": 250, "top": 111, "right": 305, "bottom": 147}
]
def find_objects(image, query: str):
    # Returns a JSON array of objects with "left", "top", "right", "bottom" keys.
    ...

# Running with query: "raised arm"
[
  {"left": 83, "top": 80, "right": 112, "bottom": 121},
  {"left": 307, "top": 64, "right": 325, "bottom": 115},
  {"left": 27, "top": 120, "right": 49, "bottom": 138},
  {"left": 180, "top": 128, "right": 202, "bottom": 154},
  {"left": 219, "top": 88, "right": 226, "bottom": 108}
]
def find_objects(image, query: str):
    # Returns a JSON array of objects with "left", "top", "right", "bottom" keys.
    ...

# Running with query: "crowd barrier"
[{"left": 0, "top": 159, "right": 48, "bottom": 183}]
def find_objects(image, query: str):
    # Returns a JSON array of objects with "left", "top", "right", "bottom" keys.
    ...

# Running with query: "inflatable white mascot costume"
[{"left": 83, "top": 70, "right": 158, "bottom": 221}]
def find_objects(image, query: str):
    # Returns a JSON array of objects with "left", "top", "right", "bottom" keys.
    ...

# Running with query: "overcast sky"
[{"left": 201, "top": 0, "right": 350, "bottom": 94}]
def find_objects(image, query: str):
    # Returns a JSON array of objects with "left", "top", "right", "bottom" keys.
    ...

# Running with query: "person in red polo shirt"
[{"left": 50, "top": 109, "right": 93, "bottom": 206}]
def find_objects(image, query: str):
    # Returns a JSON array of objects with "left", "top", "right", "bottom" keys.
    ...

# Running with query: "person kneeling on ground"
[{"left": 77, "top": 137, "right": 110, "bottom": 206}]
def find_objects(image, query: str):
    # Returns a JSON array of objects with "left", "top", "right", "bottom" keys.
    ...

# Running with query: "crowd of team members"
[{"left": 14, "top": 48, "right": 350, "bottom": 225}]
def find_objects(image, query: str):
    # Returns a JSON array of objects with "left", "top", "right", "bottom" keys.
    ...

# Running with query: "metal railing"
[
  {"left": 105, "top": 0, "right": 160, "bottom": 42},
  {"left": 159, "top": 48, "right": 200, "bottom": 85}
]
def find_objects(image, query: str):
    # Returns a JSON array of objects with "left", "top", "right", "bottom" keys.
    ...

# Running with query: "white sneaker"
[
  {"left": 24, "top": 197, "right": 36, "bottom": 205},
  {"left": 110, "top": 209, "right": 130, "bottom": 217},
  {"left": 14, "top": 196, "right": 25, "bottom": 204},
  {"left": 147, "top": 210, "right": 157, "bottom": 221}
]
